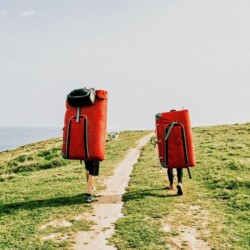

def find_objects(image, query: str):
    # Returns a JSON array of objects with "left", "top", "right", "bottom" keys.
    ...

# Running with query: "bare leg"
[
  {"left": 87, "top": 175, "right": 95, "bottom": 195},
  {"left": 86, "top": 170, "right": 89, "bottom": 182}
]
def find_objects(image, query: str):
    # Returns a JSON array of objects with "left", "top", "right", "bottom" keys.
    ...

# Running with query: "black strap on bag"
[
  {"left": 164, "top": 122, "right": 192, "bottom": 179},
  {"left": 67, "top": 88, "right": 96, "bottom": 107}
]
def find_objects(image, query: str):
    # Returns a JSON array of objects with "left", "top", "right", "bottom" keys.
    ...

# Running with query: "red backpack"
[{"left": 61, "top": 88, "right": 108, "bottom": 161}]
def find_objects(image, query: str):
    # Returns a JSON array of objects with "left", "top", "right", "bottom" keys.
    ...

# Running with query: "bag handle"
[
  {"left": 164, "top": 122, "right": 192, "bottom": 179},
  {"left": 66, "top": 115, "right": 89, "bottom": 160}
]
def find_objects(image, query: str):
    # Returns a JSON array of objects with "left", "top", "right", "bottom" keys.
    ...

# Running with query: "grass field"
[
  {"left": 0, "top": 130, "right": 149, "bottom": 249},
  {"left": 110, "top": 123, "right": 250, "bottom": 250},
  {"left": 0, "top": 123, "right": 249, "bottom": 249}
]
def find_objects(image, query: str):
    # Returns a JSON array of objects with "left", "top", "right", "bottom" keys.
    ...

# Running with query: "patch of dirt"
[
  {"left": 164, "top": 205, "right": 211, "bottom": 250},
  {"left": 40, "top": 219, "right": 73, "bottom": 242},
  {"left": 169, "top": 225, "right": 210, "bottom": 250},
  {"left": 40, "top": 219, "right": 72, "bottom": 230},
  {"left": 73, "top": 133, "right": 154, "bottom": 250},
  {"left": 42, "top": 233, "right": 69, "bottom": 241}
]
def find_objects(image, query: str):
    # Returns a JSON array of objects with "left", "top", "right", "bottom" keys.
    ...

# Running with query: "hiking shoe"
[
  {"left": 177, "top": 184, "right": 183, "bottom": 195},
  {"left": 165, "top": 185, "right": 174, "bottom": 190},
  {"left": 85, "top": 195, "right": 97, "bottom": 203}
]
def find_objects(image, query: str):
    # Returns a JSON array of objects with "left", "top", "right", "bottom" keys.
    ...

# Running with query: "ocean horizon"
[{"left": 0, "top": 126, "right": 62, "bottom": 152}]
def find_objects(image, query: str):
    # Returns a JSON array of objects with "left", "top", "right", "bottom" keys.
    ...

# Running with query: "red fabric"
[
  {"left": 155, "top": 109, "right": 195, "bottom": 168},
  {"left": 62, "top": 90, "right": 108, "bottom": 161}
]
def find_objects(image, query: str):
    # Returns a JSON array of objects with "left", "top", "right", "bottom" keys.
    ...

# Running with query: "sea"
[{"left": 0, "top": 127, "right": 62, "bottom": 152}]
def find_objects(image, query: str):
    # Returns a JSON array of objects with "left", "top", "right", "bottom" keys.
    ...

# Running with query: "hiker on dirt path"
[
  {"left": 165, "top": 109, "right": 184, "bottom": 195},
  {"left": 84, "top": 160, "right": 99, "bottom": 203}
]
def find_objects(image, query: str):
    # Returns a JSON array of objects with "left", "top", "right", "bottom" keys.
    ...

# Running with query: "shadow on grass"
[
  {"left": 0, "top": 193, "right": 86, "bottom": 215},
  {"left": 0, "top": 189, "right": 182, "bottom": 215},
  {"left": 122, "top": 188, "right": 180, "bottom": 202},
  {"left": 86, "top": 189, "right": 180, "bottom": 205}
]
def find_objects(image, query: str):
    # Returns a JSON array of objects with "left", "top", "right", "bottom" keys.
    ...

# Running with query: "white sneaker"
[{"left": 85, "top": 195, "right": 96, "bottom": 203}]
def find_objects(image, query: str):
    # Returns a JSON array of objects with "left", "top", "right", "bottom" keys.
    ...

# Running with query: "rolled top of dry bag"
[{"left": 67, "top": 87, "right": 96, "bottom": 107}]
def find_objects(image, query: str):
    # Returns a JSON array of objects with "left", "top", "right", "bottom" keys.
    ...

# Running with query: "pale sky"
[{"left": 0, "top": 0, "right": 249, "bottom": 131}]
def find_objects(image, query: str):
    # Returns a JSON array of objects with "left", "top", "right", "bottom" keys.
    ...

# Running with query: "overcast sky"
[{"left": 0, "top": 0, "right": 249, "bottom": 131}]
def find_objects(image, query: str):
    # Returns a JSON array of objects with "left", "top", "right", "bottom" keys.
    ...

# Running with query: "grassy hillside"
[
  {"left": 110, "top": 123, "right": 250, "bottom": 250},
  {"left": 0, "top": 130, "right": 149, "bottom": 249},
  {"left": 0, "top": 123, "right": 249, "bottom": 249}
]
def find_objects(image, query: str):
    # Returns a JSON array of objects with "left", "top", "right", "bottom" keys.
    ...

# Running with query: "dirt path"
[{"left": 73, "top": 133, "right": 154, "bottom": 250}]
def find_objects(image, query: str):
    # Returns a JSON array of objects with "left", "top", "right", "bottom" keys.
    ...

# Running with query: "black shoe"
[{"left": 177, "top": 184, "right": 183, "bottom": 195}]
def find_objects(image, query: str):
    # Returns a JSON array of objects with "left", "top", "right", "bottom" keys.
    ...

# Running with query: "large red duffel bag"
[
  {"left": 155, "top": 109, "right": 195, "bottom": 169},
  {"left": 61, "top": 88, "right": 108, "bottom": 161}
]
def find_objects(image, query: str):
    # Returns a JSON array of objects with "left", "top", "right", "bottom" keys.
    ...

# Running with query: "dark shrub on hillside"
[{"left": 37, "top": 150, "right": 50, "bottom": 157}]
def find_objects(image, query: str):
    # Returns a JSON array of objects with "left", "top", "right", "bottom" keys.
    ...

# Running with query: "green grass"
[
  {"left": 110, "top": 123, "right": 250, "bottom": 250},
  {"left": 193, "top": 123, "right": 250, "bottom": 249},
  {"left": 0, "top": 130, "right": 150, "bottom": 249},
  {"left": 1, "top": 123, "right": 249, "bottom": 249}
]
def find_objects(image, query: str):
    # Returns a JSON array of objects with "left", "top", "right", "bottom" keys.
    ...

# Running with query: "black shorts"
[{"left": 84, "top": 160, "right": 99, "bottom": 176}]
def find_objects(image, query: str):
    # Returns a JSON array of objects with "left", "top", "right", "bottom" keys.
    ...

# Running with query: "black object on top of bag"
[{"left": 67, "top": 88, "right": 96, "bottom": 107}]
